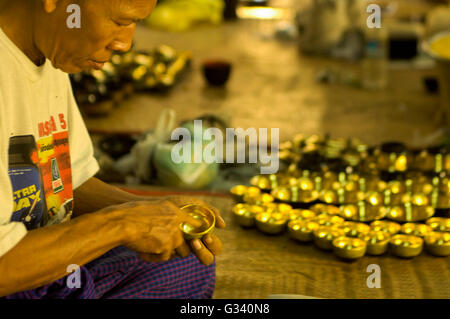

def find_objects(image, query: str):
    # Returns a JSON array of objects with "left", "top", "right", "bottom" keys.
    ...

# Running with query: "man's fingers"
[
  {"left": 160, "top": 250, "right": 172, "bottom": 262},
  {"left": 209, "top": 206, "right": 226, "bottom": 228},
  {"left": 175, "top": 241, "right": 191, "bottom": 258},
  {"left": 202, "top": 233, "right": 222, "bottom": 256},
  {"left": 190, "top": 238, "right": 215, "bottom": 266},
  {"left": 178, "top": 210, "right": 203, "bottom": 228}
]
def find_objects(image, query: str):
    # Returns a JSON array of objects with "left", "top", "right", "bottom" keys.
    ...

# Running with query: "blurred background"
[{"left": 70, "top": 0, "right": 450, "bottom": 192}]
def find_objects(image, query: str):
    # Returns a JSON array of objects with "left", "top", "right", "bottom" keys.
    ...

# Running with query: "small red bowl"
[{"left": 202, "top": 60, "right": 232, "bottom": 86}]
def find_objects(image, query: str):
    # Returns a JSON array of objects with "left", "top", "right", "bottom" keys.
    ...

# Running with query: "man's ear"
[{"left": 41, "top": 0, "right": 59, "bottom": 13}]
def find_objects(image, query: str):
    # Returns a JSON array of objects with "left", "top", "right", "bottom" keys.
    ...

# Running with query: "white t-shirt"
[{"left": 0, "top": 28, "right": 99, "bottom": 257}]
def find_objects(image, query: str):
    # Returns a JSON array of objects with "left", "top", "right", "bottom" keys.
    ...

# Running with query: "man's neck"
[{"left": 0, "top": 0, "right": 46, "bottom": 66}]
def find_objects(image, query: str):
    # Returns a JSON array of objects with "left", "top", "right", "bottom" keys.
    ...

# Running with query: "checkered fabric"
[{"left": 5, "top": 246, "right": 216, "bottom": 299}]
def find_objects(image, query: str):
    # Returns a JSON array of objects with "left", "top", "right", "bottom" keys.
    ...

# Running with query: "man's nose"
[{"left": 108, "top": 26, "right": 136, "bottom": 53}]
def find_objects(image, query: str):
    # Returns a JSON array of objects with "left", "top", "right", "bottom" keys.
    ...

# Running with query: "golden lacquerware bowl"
[
  {"left": 424, "top": 231, "right": 450, "bottom": 256},
  {"left": 389, "top": 234, "right": 423, "bottom": 258},
  {"left": 359, "top": 176, "right": 387, "bottom": 193},
  {"left": 376, "top": 143, "right": 410, "bottom": 172},
  {"left": 230, "top": 185, "right": 248, "bottom": 202},
  {"left": 359, "top": 230, "right": 391, "bottom": 255},
  {"left": 313, "top": 226, "right": 346, "bottom": 250},
  {"left": 309, "top": 204, "right": 340, "bottom": 216},
  {"left": 310, "top": 214, "right": 345, "bottom": 227},
  {"left": 400, "top": 223, "right": 433, "bottom": 238},
  {"left": 370, "top": 220, "right": 402, "bottom": 235},
  {"left": 288, "top": 209, "right": 316, "bottom": 221},
  {"left": 339, "top": 202, "right": 387, "bottom": 222},
  {"left": 255, "top": 211, "right": 289, "bottom": 235},
  {"left": 426, "top": 217, "right": 450, "bottom": 232},
  {"left": 321, "top": 171, "right": 339, "bottom": 190},
  {"left": 250, "top": 175, "right": 272, "bottom": 191},
  {"left": 232, "top": 203, "right": 264, "bottom": 227},
  {"left": 365, "top": 191, "right": 387, "bottom": 206},
  {"left": 405, "top": 174, "right": 434, "bottom": 194},
  {"left": 271, "top": 186, "right": 319, "bottom": 205},
  {"left": 243, "top": 192, "right": 274, "bottom": 205},
  {"left": 179, "top": 204, "right": 216, "bottom": 240},
  {"left": 334, "top": 221, "right": 371, "bottom": 238},
  {"left": 287, "top": 220, "right": 320, "bottom": 242},
  {"left": 411, "top": 150, "right": 436, "bottom": 172},
  {"left": 386, "top": 202, "right": 435, "bottom": 223},
  {"left": 383, "top": 180, "right": 408, "bottom": 206},
  {"left": 332, "top": 237, "right": 367, "bottom": 260},
  {"left": 319, "top": 186, "right": 366, "bottom": 205}
]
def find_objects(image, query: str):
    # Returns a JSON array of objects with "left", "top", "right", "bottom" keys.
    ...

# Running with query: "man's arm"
[
  {"left": 0, "top": 199, "right": 196, "bottom": 297},
  {"left": 73, "top": 177, "right": 226, "bottom": 228},
  {"left": 73, "top": 177, "right": 225, "bottom": 265},
  {"left": 72, "top": 177, "right": 145, "bottom": 216},
  {"left": 0, "top": 209, "right": 125, "bottom": 296}
]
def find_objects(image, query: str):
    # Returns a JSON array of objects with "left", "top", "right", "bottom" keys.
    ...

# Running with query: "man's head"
[{"left": 35, "top": 0, "right": 157, "bottom": 73}]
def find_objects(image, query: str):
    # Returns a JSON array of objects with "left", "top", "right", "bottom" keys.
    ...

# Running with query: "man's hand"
[
  {"left": 74, "top": 177, "right": 226, "bottom": 266},
  {"left": 159, "top": 195, "right": 226, "bottom": 266},
  {"left": 101, "top": 200, "right": 201, "bottom": 262}
]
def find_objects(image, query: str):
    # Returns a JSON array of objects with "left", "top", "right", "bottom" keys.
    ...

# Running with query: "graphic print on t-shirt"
[
  {"left": 8, "top": 135, "right": 48, "bottom": 230},
  {"left": 8, "top": 123, "right": 74, "bottom": 230}
]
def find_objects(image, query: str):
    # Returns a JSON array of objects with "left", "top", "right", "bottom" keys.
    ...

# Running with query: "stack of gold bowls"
[{"left": 229, "top": 134, "right": 450, "bottom": 260}]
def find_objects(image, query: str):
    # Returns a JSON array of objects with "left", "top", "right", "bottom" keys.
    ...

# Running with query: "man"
[{"left": 0, "top": 0, "right": 225, "bottom": 298}]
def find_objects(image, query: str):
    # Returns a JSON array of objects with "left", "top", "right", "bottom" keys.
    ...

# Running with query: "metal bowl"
[
  {"left": 287, "top": 220, "right": 320, "bottom": 242},
  {"left": 370, "top": 220, "right": 401, "bottom": 235},
  {"left": 358, "top": 230, "right": 391, "bottom": 255},
  {"left": 389, "top": 234, "right": 423, "bottom": 258},
  {"left": 232, "top": 203, "right": 264, "bottom": 227},
  {"left": 250, "top": 175, "right": 272, "bottom": 191},
  {"left": 288, "top": 209, "right": 316, "bottom": 221},
  {"left": 334, "top": 221, "right": 371, "bottom": 238},
  {"left": 179, "top": 204, "right": 216, "bottom": 240},
  {"left": 359, "top": 176, "right": 387, "bottom": 193},
  {"left": 319, "top": 187, "right": 365, "bottom": 205},
  {"left": 386, "top": 202, "right": 435, "bottom": 223},
  {"left": 384, "top": 181, "right": 407, "bottom": 206},
  {"left": 339, "top": 201, "right": 387, "bottom": 222},
  {"left": 255, "top": 211, "right": 289, "bottom": 235},
  {"left": 332, "top": 237, "right": 367, "bottom": 260},
  {"left": 271, "top": 186, "right": 320, "bottom": 206},
  {"left": 376, "top": 142, "right": 410, "bottom": 172},
  {"left": 309, "top": 204, "right": 340, "bottom": 216},
  {"left": 400, "top": 223, "right": 433, "bottom": 238},
  {"left": 310, "top": 214, "right": 345, "bottom": 227},
  {"left": 313, "top": 226, "right": 346, "bottom": 250},
  {"left": 243, "top": 192, "right": 274, "bottom": 205},
  {"left": 426, "top": 217, "right": 450, "bottom": 232},
  {"left": 230, "top": 185, "right": 249, "bottom": 202},
  {"left": 422, "top": 30, "right": 450, "bottom": 62},
  {"left": 424, "top": 231, "right": 450, "bottom": 257}
]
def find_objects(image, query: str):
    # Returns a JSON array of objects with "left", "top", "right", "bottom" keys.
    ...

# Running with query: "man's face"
[{"left": 38, "top": 0, "right": 157, "bottom": 73}]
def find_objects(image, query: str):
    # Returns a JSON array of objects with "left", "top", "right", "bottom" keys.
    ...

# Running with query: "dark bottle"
[
  {"left": 223, "top": 0, "right": 238, "bottom": 20},
  {"left": 8, "top": 135, "right": 48, "bottom": 230}
]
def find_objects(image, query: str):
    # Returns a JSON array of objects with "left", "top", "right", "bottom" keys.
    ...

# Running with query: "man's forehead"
[{"left": 110, "top": 0, "right": 156, "bottom": 19}]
